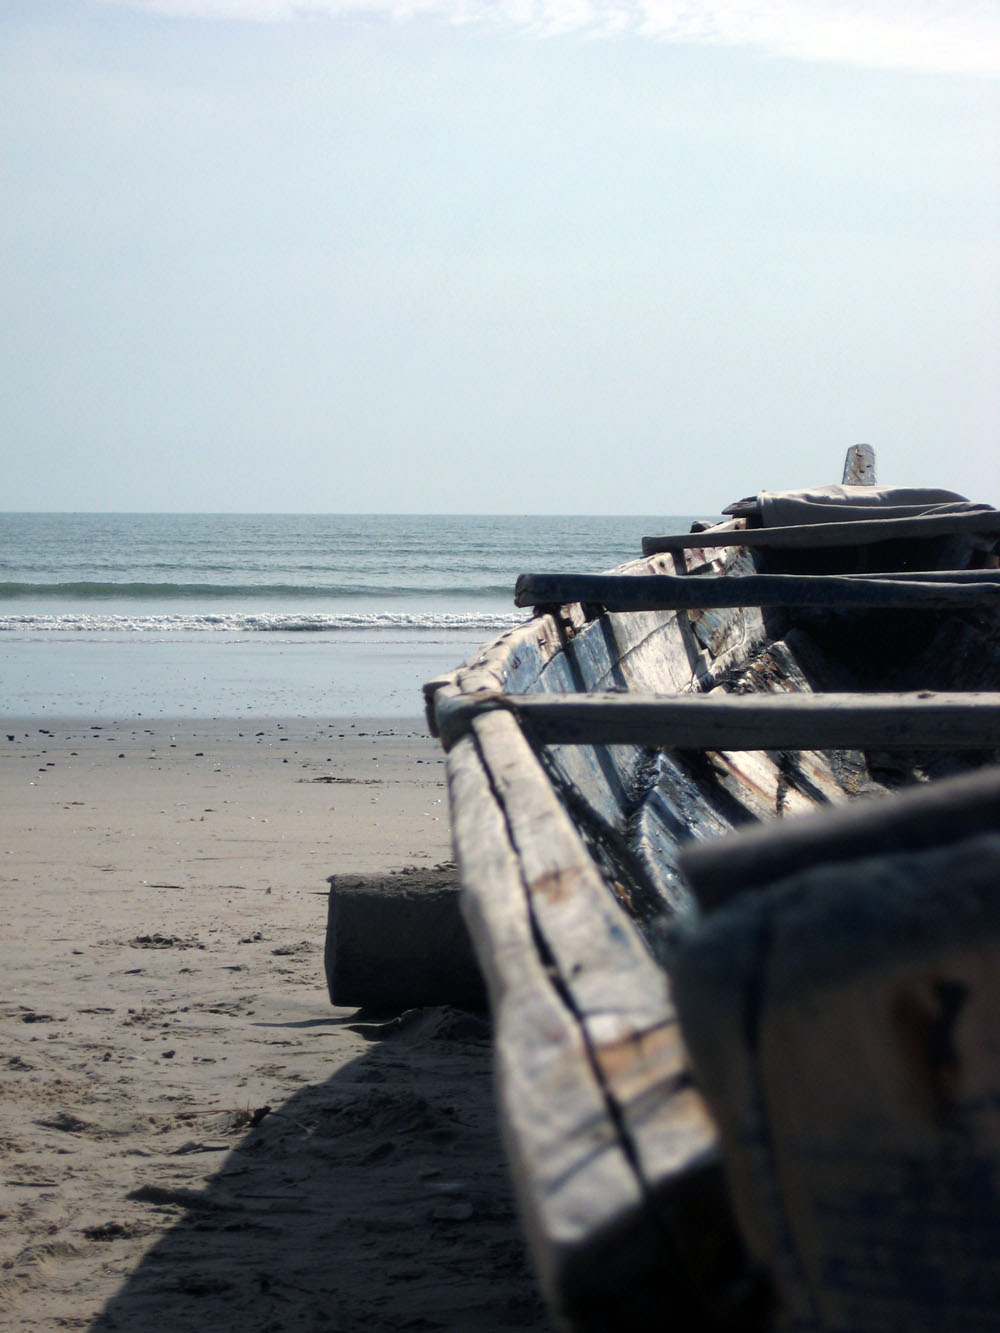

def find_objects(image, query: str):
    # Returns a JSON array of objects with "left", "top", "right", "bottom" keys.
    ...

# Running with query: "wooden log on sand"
[{"left": 324, "top": 865, "right": 486, "bottom": 1012}]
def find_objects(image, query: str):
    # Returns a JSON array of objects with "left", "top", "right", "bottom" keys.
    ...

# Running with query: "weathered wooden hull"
[{"left": 424, "top": 488, "right": 1000, "bottom": 1329}]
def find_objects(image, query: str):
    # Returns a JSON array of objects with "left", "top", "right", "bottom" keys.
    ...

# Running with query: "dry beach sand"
[{"left": 0, "top": 719, "right": 548, "bottom": 1331}]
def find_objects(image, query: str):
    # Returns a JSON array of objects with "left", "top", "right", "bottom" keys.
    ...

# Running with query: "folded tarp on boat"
[{"left": 751, "top": 485, "right": 988, "bottom": 528}]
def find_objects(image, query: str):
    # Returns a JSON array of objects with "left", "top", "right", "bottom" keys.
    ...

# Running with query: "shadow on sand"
[{"left": 91, "top": 1007, "right": 548, "bottom": 1333}]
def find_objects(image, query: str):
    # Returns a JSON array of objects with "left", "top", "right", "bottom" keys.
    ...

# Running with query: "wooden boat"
[{"left": 422, "top": 447, "right": 1000, "bottom": 1331}]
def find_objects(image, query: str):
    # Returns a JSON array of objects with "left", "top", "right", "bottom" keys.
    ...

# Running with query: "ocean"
[{"left": 0, "top": 513, "right": 698, "bottom": 718}]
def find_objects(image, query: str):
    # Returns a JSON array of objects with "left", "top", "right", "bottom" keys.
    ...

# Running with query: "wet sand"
[{"left": 0, "top": 719, "right": 548, "bottom": 1330}]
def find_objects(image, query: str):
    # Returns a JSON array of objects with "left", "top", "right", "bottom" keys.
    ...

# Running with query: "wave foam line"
[
  {"left": 0, "top": 611, "right": 523, "bottom": 634},
  {"left": 0, "top": 580, "right": 513, "bottom": 600}
]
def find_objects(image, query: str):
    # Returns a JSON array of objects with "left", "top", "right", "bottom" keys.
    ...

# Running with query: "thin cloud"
[{"left": 97, "top": 0, "right": 1000, "bottom": 75}]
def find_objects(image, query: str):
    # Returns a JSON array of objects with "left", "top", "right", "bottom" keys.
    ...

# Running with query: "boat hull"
[{"left": 423, "top": 496, "right": 1000, "bottom": 1329}]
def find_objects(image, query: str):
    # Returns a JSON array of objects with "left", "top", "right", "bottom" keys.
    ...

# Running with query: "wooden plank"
[
  {"left": 680, "top": 764, "right": 1000, "bottom": 910},
  {"left": 436, "top": 689, "right": 1000, "bottom": 753},
  {"left": 842, "top": 443, "right": 877, "bottom": 485},
  {"left": 423, "top": 676, "right": 459, "bottom": 739},
  {"left": 513, "top": 572, "right": 1000, "bottom": 613},
  {"left": 445, "top": 731, "right": 657, "bottom": 1328},
  {"left": 465, "top": 709, "right": 754, "bottom": 1323},
  {"left": 672, "top": 827, "right": 1000, "bottom": 1330},
  {"left": 447, "top": 722, "right": 749, "bottom": 1327},
  {"left": 641, "top": 507, "right": 1000, "bottom": 555},
  {"left": 470, "top": 707, "right": 671, "bottom": 1035}
]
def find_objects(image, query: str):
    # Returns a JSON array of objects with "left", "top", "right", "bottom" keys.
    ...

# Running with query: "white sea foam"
[{"left": 0, "top": 610, "right": 523, "bottom": 635}]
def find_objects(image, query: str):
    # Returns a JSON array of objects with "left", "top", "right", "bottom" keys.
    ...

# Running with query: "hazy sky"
[{"left": 2, "top": 0, "right": 998, "bottom": 512}]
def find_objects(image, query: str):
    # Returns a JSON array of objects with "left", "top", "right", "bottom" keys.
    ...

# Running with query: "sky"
[{"left": 1, "top": 0, "right": 998, "bottom": 512}]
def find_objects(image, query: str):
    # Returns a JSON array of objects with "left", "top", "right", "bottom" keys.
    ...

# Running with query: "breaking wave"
[
  {"left": 0, "top": 580, "right": 513, "bottom": 600},
  {"left": 0, "top": 610, "right": 523, "bottom": 635}
]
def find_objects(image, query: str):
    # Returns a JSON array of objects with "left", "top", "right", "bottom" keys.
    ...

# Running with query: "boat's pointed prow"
[{"left": 843, "top": 442, "right": 877, "bottom": 485}]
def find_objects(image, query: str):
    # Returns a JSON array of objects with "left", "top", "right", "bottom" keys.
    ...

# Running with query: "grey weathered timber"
[
  {"left": 469, "top": 706, "right": 728, "bottom": 1246},
  {"left": 446, "top": 726, "right": 740, "bottom": 1329},
  {"left": 680, "top": 763, "right": 1000, "bottom": 910},
  {"left": 671, "top": 824, "right": 1000, "bottom": 1331},
  {"left": 435, "top": 689, "right": 1000, "bottom": 753},
  {"left": 447, "top": 729, "right": 648, "bottom": 1325},
  {"left": 469, "top": 708, "right": 671, "bottom": 1035},
  {"left": 842, "top": 442, "right": 876, "bottom": 485},
  {"left": 513, "top": 571, "right": 1000, "bottom": 613},
  {"left": 641, "top": 506, "right": 1000, "bottom": 555},
  {"left": 324, "top": 868, "right": 485, "bottom": 1011}
]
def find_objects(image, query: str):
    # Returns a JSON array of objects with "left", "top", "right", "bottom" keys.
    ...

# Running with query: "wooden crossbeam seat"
[
  {"left": 679, "top": 762, "right": 1000, "bottom": 910},
  {"left": 435, "top": 689, "right": 1000, "bottom": 754},
  {"left": 513, "top": 570, "right": 1000, "bottom": 614}
]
